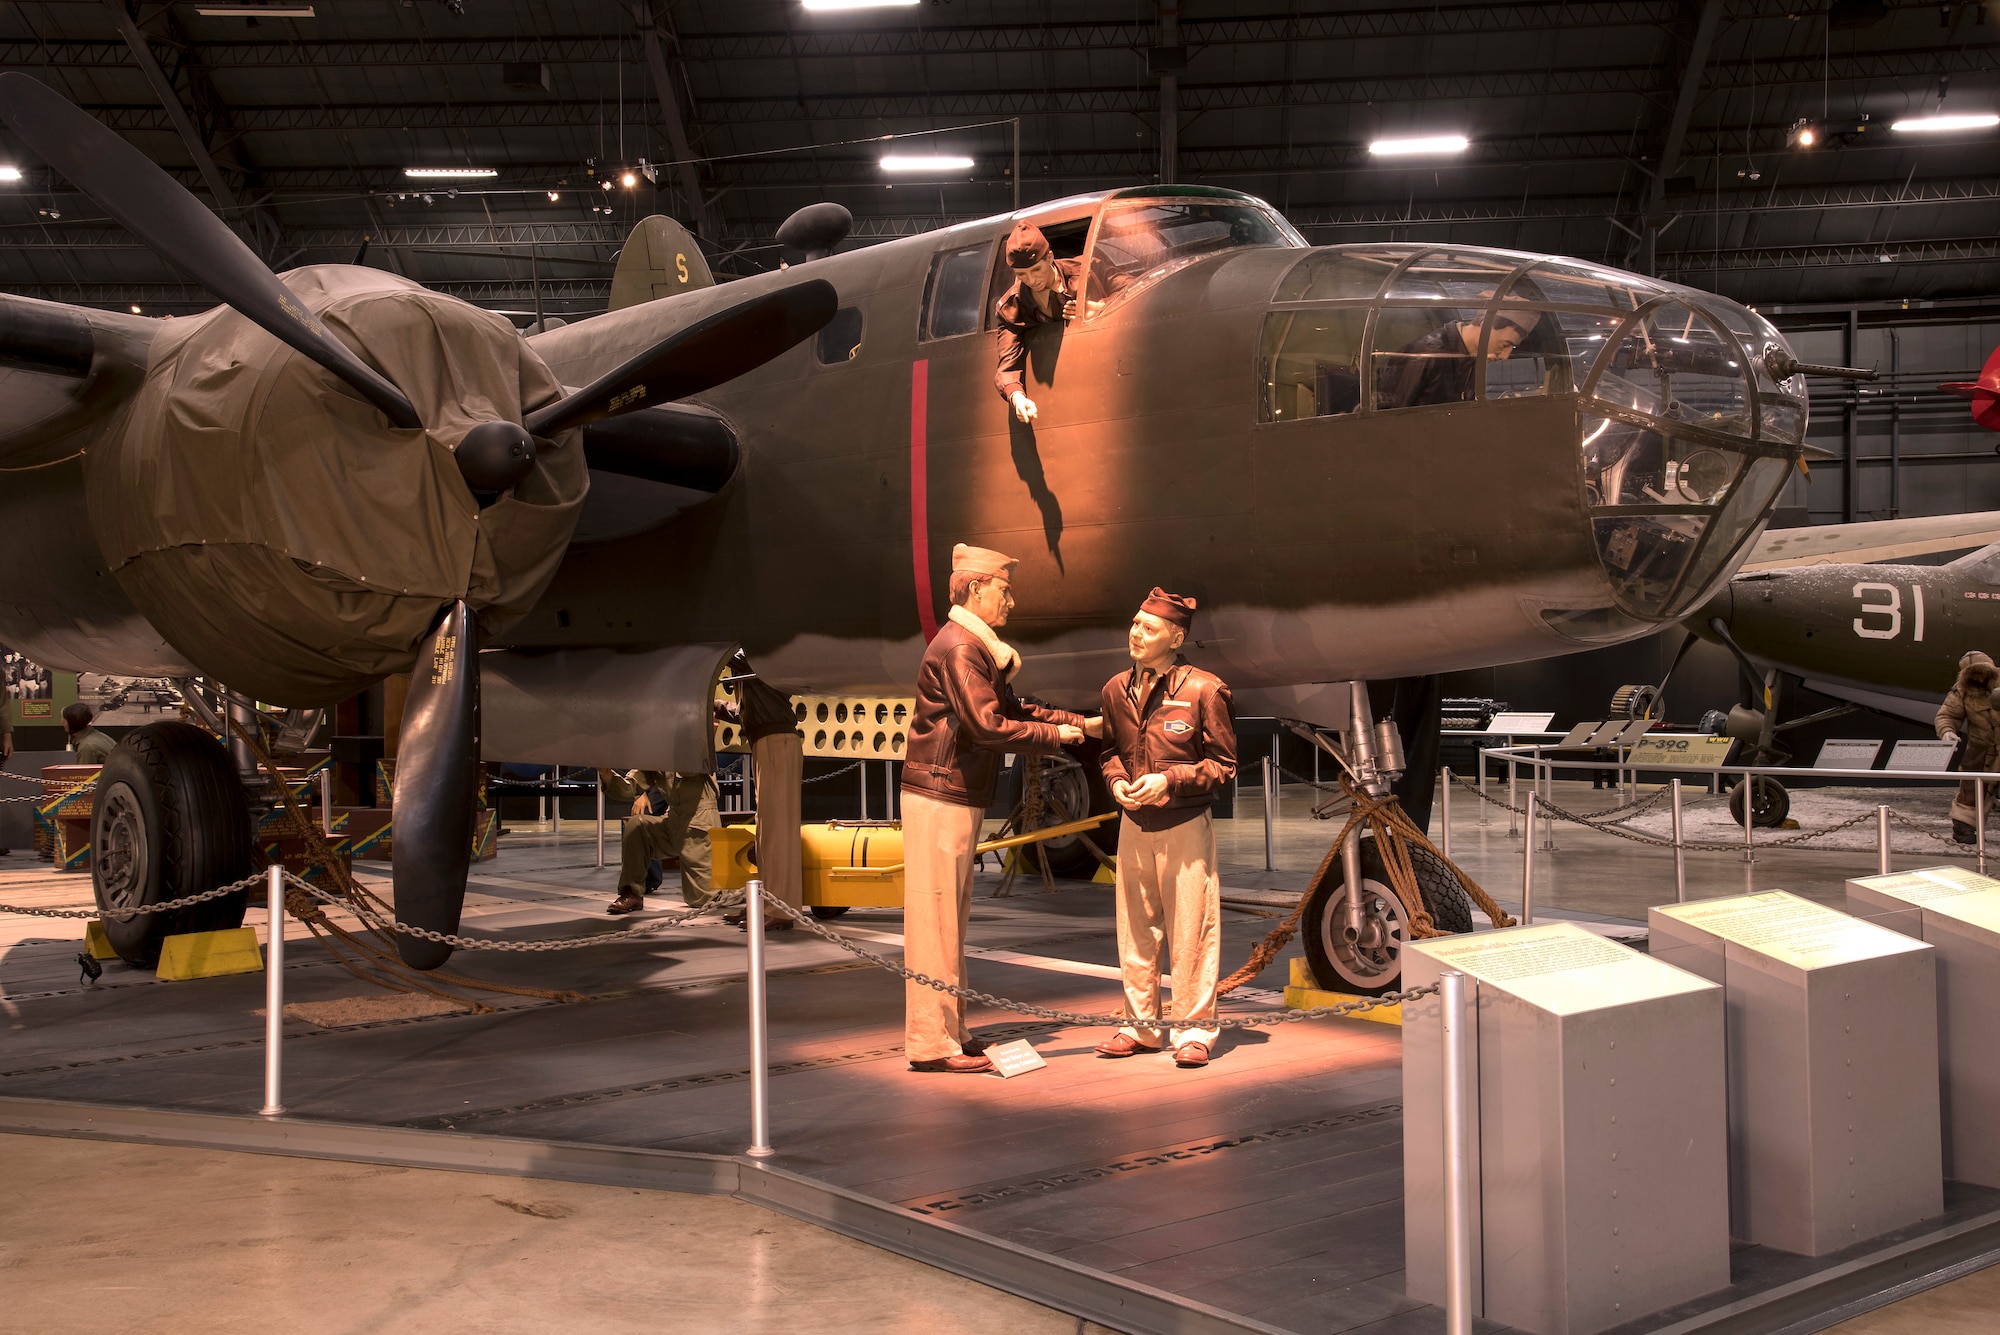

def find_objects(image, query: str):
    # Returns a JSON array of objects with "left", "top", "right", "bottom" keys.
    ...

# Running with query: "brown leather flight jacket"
[
  {"left": 1099, "top": 659, "right": 1237, "bottom": 832},
  {"left": 902, "top": 618, "right": 1084, "bottom": 809}
]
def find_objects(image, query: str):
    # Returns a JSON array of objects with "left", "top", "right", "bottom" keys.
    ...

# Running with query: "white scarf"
[{"left": 948, "top": 604, "right": 1020, "bottom": 682}]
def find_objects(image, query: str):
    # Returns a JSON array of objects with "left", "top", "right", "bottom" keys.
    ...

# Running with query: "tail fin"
[{"left": 609, "top": 216, "right": 713, "bottom": 312}]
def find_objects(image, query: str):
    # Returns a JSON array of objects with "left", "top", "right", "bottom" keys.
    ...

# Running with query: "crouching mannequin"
[
  {"left": 1095, "top": 589, "right": 1237, "bottom": 1069},
  {"left": 900, "top": 543, "right": 1088, "bottom": 1073},
  {"left": 1938, "top": 649, "right": 2000, "bottom": 843}
]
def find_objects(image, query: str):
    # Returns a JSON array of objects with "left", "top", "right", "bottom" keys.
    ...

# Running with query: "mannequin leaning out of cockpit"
[{"left": 1376, "top": 309, "right": 1540, "bottom": 410}]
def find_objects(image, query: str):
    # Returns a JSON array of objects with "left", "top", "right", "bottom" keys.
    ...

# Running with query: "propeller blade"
[
  {"left": 0, "top": 73, "right": 421, "bottom": 430},
  {"left": 391, "top": 601, "right": 479, "bottom": 970},
  {"left": 526, "top": 278, "right": 837, "bottom": 437}
]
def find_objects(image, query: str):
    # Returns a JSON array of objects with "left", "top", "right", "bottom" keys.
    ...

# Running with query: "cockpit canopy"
[{"left": 1260, "top": 244, "right": 1808, "bottom": 624}]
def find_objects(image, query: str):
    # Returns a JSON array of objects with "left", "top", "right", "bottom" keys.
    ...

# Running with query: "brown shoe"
[
  {"left": 1174, "top": 1041, "right": 1210, "bottom": 1068},
  {"left": 1094, "top": 1033, "right": 1162, "bottom": 1059},
  {"left": 909, "top": 1053, "right": 994, "bottom": 1073},
  {"left": 607, "top": 893, "right": 645, "bottom": 916},
  {"left": 959, "top": 1038, "right": 988, "bottom": 1057}
]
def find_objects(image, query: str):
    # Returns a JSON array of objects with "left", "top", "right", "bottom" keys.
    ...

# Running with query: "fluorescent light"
[
  {"left": 1369, "top": 134, "right": 1470, "bottom": 157},
  {"left": 880, "top": 154, "right": 974, "bottom": 173},
  {"left": 194, "top": 4, "right": 316, "bottom": 14},
  {"left": 0, "top": 166, "right": 19, "bottom": 182},
  {"left": 403, "top": 166, "right": 498, "bottom": 179},
  {"left": 803, "top": 0, "right": 918, "bottom": 9},
  {"left": 1890, "top": 113, "right": 1999, "bottom": 133}
]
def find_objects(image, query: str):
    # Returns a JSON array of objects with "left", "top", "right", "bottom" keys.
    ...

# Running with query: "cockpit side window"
[
  {"left": 920, "top": 242, "right": 994, "bottom": 341},
  {"left": 1084, "top": 198, "right": 1298, "bottom": 317}
]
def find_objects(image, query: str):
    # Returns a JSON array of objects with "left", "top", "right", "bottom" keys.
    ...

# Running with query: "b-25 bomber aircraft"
[{"left": 0, "top": 74, "right": 1843, "bottom": 992}]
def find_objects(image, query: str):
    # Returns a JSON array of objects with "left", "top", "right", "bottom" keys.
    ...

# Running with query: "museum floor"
[{"left": 3, "top": 778, "right": 1997, "bottom": 1334}]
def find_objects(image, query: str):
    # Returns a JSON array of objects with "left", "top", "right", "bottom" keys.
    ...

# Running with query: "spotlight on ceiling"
[
  {"left": 1789, "top": 118, "right": 1818, "bottom": 147},
  {"left": 1890, "top": 112, "right": 1999, "bottom": 133},
  {"left": 620, "top": 170, "right": 637, "bottom": 187},
  {"left": 0, "top": 166, "right": 20, "bottom": 182},
  {"left": 802, "top": 0, "right": 918, "bottom": 10},
  {"left": 547, "top": 190, "right": 560, "bottom": 202},
  {"left": 880, "top": 153, "right": 974, "bottom": 173},
  {"left": 403, "top": 166, "right": 498, "bottom": 179},
  {"left": 130, "top": 305, "right": 142, "bottom": 314},
  {"left": 600, "top": 180, "right": 613, "bottom": 191},
  {"left": 1367, "top": 134, "right": 1471, "bottom": 157}
]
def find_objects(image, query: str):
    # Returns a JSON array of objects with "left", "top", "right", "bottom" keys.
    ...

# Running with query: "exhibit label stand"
[
  {"left": 1846, "top": 866, "right": 2000, "bottom": 1187},
  {"left": 1405, "top": 922, "right": 1728, "bottom": 1335},
  {"left": 1650, "top": 892, "right": 1940, "bottom": 1255}
]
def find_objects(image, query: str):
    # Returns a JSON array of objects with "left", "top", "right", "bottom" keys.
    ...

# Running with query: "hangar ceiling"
[{"left": 0, "top": 0, "right": 1994, "bottom": 319}]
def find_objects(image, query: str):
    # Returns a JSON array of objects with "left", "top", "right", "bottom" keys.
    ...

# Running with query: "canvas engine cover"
[{"left": 85, "top": 266, "right": 586, "bottom": 704}]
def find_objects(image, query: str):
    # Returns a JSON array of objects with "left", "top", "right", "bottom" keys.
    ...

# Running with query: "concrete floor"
[
  {"left": 0, "top": 1132, "right": 1102, "bottom": 1334},
  {"left": 1824, "top": 1264, "right": 2000, "bottom": 1334}
]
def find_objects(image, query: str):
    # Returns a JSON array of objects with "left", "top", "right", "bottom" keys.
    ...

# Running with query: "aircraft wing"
[{"left": 1738, "top": 511, "right": 2000, "bottom": 572}]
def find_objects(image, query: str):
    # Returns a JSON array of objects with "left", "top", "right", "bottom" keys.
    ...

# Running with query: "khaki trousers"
[
  {"left": 1952, "top": 778, "right": 1998, "bottom": 827},
  {"left": 1115, "top": 809, "right": 1222, "bottom": 1049},
  {"left": 901, "top": 789, "right": 985, "bottom": 1062},
  {"left": 752, "top": 731, "right": 804, "bottom": 911},
  {"left": 617, "top": 774, "right": 717, "bottom": 905}
]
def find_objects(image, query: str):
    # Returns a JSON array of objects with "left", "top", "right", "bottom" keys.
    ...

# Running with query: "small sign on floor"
[{"left": 985, "top": 1038, "right": 1047, "bottom": 1078}]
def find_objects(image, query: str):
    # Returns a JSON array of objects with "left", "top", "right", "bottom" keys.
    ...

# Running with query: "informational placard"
[
  {"left": 1405, "top": 922, "right": 1727, "bottom": 1334},
  {"left": 1853, "top": 865, "right": 2000, "bottom": 905},
  {"left": 1658, "top": 891, "right": 1925, "bottom": 972},
  {"left": 1884, "top": 739, "right": 1958, "bottom": 773},
  {"left": 1650, "top": 892, "right": 1940, "bottom": 1256},
  {"left": 984, "top": 1038, "right": 1046, "bottom": 1079},
  {"left": 1814, "top": 739, "right": 1885, "bottom": 770},
  {"left": 1488, "top": 711, "right": 1556, "bottom": 734},
  {"left": 1629, "top": 735, "right": 1737, "bottom": 767},
  {"left": 1558, "top": 723, "right": 1597, "bottom": 746}
]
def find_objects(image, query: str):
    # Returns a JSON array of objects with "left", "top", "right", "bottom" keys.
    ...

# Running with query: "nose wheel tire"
[
  {"left": 1728, "top": 775, "right": 1790, "bottom": 829},
  {"left": 1300, "top": 835, "right": 1476, "bottom": 996},
  {"left": 91, "top": 721, "right": 255, "bottom": 968}
]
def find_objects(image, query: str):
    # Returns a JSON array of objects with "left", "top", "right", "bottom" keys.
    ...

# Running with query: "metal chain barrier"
[
  {"left": 1452, "top": 773, "right": 1669, "bottom": 822},
  {"left": 1452, "top": 775, "right": 1920, "bottom": 853},
  {"left": 285, "top": 872, "right": 748, "bottom": 952},
  {"left": 801, "top": 762, "right": 864, "bottom": 785},
  {"left": 749, "top": 884, "right": 1432, "bottom": 1026},
  {"left": 0, "top": 870, "right": 265, "bottom": 921}
]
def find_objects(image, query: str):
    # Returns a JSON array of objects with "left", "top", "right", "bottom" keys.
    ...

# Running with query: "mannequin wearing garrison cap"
[
  {"left": 899, "top": 542, "right": 1091, "bottom": 1073},
  {"left": 1094, "top": 588, "right": 1237, "bottom": 1069},
  {"left": 993, "top": 220, "right": 1086, "bottom": 424}
]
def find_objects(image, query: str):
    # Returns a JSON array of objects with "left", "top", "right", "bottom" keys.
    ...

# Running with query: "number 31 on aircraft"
[{"left": 1853, "top": 581, "right": 1925, "bottom": 642}]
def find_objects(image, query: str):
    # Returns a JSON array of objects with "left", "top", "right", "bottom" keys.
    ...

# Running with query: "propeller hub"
[{"left": 456, "top": 421, "right": 538, "bottom": 496}]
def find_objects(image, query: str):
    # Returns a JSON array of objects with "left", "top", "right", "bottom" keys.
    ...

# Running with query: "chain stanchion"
[
  {"left": 1742, "top": 779, "right": 1755, "bottom": 864},
  {"left": 1263, "top": 756, "right": 1276, "bottom": 872},
  {"left": 1508, "top": 755, "right": 1519, "bottom": 839},
  {"left": 1980, "top": 779, "right": 1987, "bottom": 877},
  {"left": 744, "top": 877, "right": 774, "bottom": 1159},
  {"left": 596, "top": 774, "right": 606, "bottom": 870},
  {"left": 1440, "top": 766, "right": 1453, "bottom": 861},
  {"left": 1522, "top": 791, "right": 1537, "bottom": 925},
  {"left": 1477, "top": 751, "right": 1490, "bottom": 828},
  {"left": 260, "top": 864, "right": 286, "bottom": 1117},
  {"left": 319, "top": 768, "right": 332, "bottom": 841},
  {"left": 1878, "top": 806, "right": 1891, "bottom": 876},
  {"left": 1441, "top": 969, "right": 1476, "bottom": 1335},
  {"left": 1672, "top": 778, "right": 1686, "bottom": 904}
]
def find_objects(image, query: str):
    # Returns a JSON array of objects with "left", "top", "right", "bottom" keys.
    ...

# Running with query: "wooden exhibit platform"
[{"left": 3, "top": 835, "right": 1998, "bottom": 1334}]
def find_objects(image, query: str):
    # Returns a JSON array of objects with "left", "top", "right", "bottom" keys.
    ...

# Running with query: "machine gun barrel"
[{"left": 1763, "top": 349, "right": 1880, "bottom": 382}]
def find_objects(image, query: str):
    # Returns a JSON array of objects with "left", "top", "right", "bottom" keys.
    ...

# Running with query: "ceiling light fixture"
[
  {"left": 620, "top": 170, "right": 637, "bottom": 187},
  {"left": 1368, "top": 134, "right": 1471, "bottom": 157},
  {"left": 130, "top": 305, "right": 142, "bottom": 314},
  {"left": 0, "top": 166, "right": 19, "bottom": 181},
  {"left": 547, "top": 190, "right": 560, "bottom": 202},
  {"left": 404, "top": 166, "right": 497, "bottom": 179},
  {"left": 802, "top": 0, "right": 918, "bottom": 10},
  {"left": 193, "top": 4, "right": 316, "bottom": 14},
  {"left": 880, "top": 153, "right": 974, "bottom": 172},
  {"left": 1890, "top": 112, "right": 1999, "bottom": 133}
]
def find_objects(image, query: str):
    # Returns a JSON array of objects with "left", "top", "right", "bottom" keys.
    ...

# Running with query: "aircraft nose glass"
[{"left": 1580, "top": 298, "right": 1798, "bottom": 620}]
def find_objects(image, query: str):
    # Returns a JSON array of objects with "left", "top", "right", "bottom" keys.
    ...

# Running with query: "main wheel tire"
[
  {"left": 1301, "top": 835, "right": 1476, "bottom": 996},
  {"left": 810, "top": 905, "right": 850, "bottom": 919},
  {"left": 1021, "top": 748, "right": 1120, "bottom": 881},
  {"left": 1728, "top": 776, "right": 1790, "bottom": 828},
  {"left": 91, "top": 721, "right": 255, "bottom": 968}
]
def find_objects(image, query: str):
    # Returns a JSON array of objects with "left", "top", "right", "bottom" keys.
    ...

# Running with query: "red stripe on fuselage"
[{"left": 910, "top": 359, "right": 937, "bottom": 641}]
